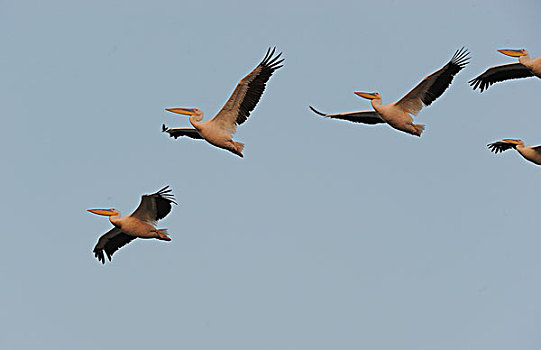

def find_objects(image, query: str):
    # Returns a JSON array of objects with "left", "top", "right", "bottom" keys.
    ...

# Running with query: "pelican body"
[
  {"left": 105, "top": 211, "right": 167, "bottom": 239},
  {"left": 164, "top": 48, "right": 284, "bottom": 157},
  {"left": 310, "top": 48, "right": 469, "bottom": 137},
  {"left": 356, "top": 91, "right": 425, "bottom": 136},
  {"left": 88, "top": 186, "right": 177, "bottom": 264},
  {"left": 470, "top": 49, "right": 541, "bottom": 92},
  {"left": 165, "top": 107, "right": 246, "bottom": 157},
  {"left": 487, "top": 139, "right": 541, "bottom": 165}
]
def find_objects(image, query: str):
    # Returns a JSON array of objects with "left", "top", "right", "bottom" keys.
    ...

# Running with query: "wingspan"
[
  {"left": 469, "top": 63, "right": 534, "bottom": 92},
  {"left": 395, "top": 48, "right": 470, "bottom": 115},
  {"left": 93, "top": 227, "right": 136, "bottom": 264},
  {"left": 162, "top": 124, "right": 203, "bottom": 140},
  {"left": 130, "top": 186, "right": 177, "bottom": 223},
  {"left": 309, "top": 106, "right": 385, "bottom": 125},
  {"left": 212, "top": 47, "right": 284, "bottom": 132}
]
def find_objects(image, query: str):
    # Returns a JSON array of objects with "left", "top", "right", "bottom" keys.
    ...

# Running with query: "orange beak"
[
  {"left": 165, "top": 108, "right": 197, "bottom": 116},
  {"left": 501, "top": 139, "right": 522, "bottom": 145},
  {"left": 354, "top": 92, "right": 379, "bottom": 100},
  {"left": 87, "top": 209, "right": 116, "bottom": 216},
  {"left": 497, "top": 49, "right": 527, "bottom": 57}
]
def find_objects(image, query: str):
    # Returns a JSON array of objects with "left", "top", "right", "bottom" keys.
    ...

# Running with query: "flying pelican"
[
  {"left": 470, "top": 49, "right": 541, "bottom": 92},
  {"left": 163, "top": 47, "right": 284, "bottom": 157},
  {"left": 88, "top": 186, "right": 177, "bottom": 264},
  {"left": 310, "top": 48, "right": 469, "bottom": 137},
  {"left": 487, "top": 139, "right": 541, "bottom": 165}
]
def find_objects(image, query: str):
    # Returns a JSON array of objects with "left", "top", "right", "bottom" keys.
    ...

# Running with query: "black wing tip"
[
  {"left": 261, "top": 47, "right": 284, "bottom": 70},
  {"left": 487, "top": 142, "right": 499, "bottom": 153},
  {"left": 263, "top": 47, "right": 275, "bottom": 61},
  {"left": 468, "top": 76, "right": 489, "bottom": 92},
  {"left": 162, "top": 124, "right": 179, "bottom": 139},
  {"left": 451, "top": 47, "right": 470, "bottom": 69},
  {"left": 487, "top": 145, "right": 505, "bottom": 154},
  {"left": 309, "top": 106, "right": 327, "bottom": 117},
  {"left": 93, "top": 248, "right": 106, "bottom": 264},
  {"left": 154, "top": 185, "right": 178, "bottom": 205},
  {"left": 487, "top": 140, "right": 515, "bottom": 154},
  {"left": 162, "top": 124, "right": 182, "bottom": 139}
]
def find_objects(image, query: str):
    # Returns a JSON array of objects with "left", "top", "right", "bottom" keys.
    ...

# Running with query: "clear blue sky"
[{"left": 1, "top": 0, "right": 540, "bottom": 349}]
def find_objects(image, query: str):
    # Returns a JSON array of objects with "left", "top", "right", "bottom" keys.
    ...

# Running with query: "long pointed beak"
[
  {"left": 354, "top": 92, "right": 378, "bottom": 100},
  {"left": 165, "top": 108, "right": 197, "bottom": 116},
  {"left": 501, "top": 139, "right": 521, "bottom": 145},
  {"left": 87, "top": 209, "right": 116, "bottom": 216},
  {"left": 497, "top": 49, "right": 526, "bottom": 57}
]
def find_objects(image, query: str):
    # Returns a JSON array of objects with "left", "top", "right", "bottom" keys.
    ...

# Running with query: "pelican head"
[
  {"left": 87, "top": 208, "right": 120, "bottom": 216},
  {"left": 502, "top": 138, "right": 524, "bottom": 146},
  {"left": 354, "top": 91, "right": 382, "bottom": 100},
  {"left": 165, "top": 108, "right": 202, "bottom": 117},
  {"left": 498, "top": 49, "right": 527, "bottom": 57}
]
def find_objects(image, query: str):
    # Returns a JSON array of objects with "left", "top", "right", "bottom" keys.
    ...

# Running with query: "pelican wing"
[
  {"left": 487, "top": 140, "right": 518, "bottom": 154},
  {"left": 162, "top": 124, "right": 203, "bottom": 140},
  {"left": 309, "top": 106, "right": 385, "bottom": 124},
  {"left": 130, "top": 186, "right": 177, "bottom": 223},
  {"left": 211, "top": 47, "right": 284, "bottom": 133},
  {"left": 469, "top": 63, "right": 534, "bottom": 92},
  {"left": 93, "top": 227, "right": 136, "bottom": 264},
  {"left": 395, "top": 48, "right": 470, "bottom": 115}
]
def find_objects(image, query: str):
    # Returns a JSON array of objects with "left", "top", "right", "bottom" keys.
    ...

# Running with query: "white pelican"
[
  {"left": 487, "top": 139, "right": 541, "bottom": 165},
  {"left": 88, "top": 186, "right": 177, "bottom": 264},
  {"left": 310, "top": 48, "right": 469, "bottom": 137},
  {"left": 163, "top": 48, "right": 284, "bottom": 157},
  {"left": 470, "top": 49, "right": 541, "bottom": 92}
]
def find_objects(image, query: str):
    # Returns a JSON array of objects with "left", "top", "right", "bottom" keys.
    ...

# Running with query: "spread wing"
[
  {"left": 487, "top": 140, "right": 518, "bottom": 154},
  {"left": 469, "top": 63, "right": 534, "bottom": 92},
  {"left": 130, "top": 186, "right": 177, "bottom": 224},
  {"left": 309, "top": 106, "right": 385, "bottom": 125},
  {"left": 162, "top": 124, "right": 203, "bottom": 140},
  {"left": 211, "top": 47, "right": 284, "bottom": 133},
  {"left": 93, "top": 227, "right": 136, "bottom": 264},
  {"left": 395, "top": 48, "right": 470, "bottom": 115}
]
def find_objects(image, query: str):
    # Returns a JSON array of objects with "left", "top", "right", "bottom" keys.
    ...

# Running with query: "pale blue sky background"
[{"left": 1, "top": 0, "right": 540, "bottom": 349}]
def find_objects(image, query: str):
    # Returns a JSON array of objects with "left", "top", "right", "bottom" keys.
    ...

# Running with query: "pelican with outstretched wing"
[
  {"left": 487, "top": 139, "right": 541, "bottom": 165},
  {"left": 470, "top": 49, "right": 541, "bottom": 92},
  {"left": 88, "top": 186, "right": 177, "bottom": 264},
  {"left": 164, "top": 47, "right": 284, "bottom": 157},
  {"left": 310, "top": 48, "right": 470, "bottom": 137}
]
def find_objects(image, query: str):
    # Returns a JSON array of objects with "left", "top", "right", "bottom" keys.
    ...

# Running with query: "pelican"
[
  {"left": 487, "top": 139, "right": 541, "bottom": 165},
  {"left": 88, "top": 186, "right": 177, "bottom": 264},
  {"left": 163, "top": 47, "right": 284, "bottom": 157},
  {"left": 470, "top": 49, "right": 541, "bottom": 92},
  {"left": 310, "top": 48, "right": 469, "bottom": 137}
]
